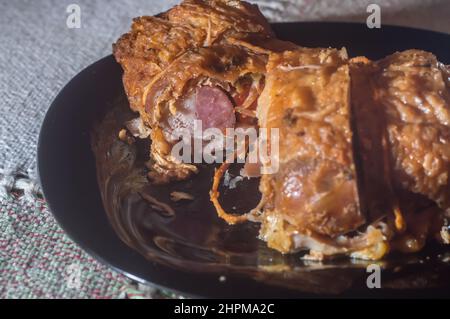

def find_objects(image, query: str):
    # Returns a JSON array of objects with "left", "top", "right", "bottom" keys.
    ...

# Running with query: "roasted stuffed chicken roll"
[
  {"left": 249, "top": 49, "right": 450, "bottom": 259},
  {"left": 254, "top": 48, "right": 391, "bottom": 259},
  {"left": 143, "top": 44, "right": 267, "bottom": 182},
  {"left": 113, "top": 0, "right": 273, "bottom": 182},
  {"left": 250, "top": 49, "right": 450, "bottom": 259}
]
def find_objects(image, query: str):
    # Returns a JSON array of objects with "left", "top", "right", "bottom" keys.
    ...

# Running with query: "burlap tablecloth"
[{"left": 1, "top": 0, "right": 449, "bottom": 299}]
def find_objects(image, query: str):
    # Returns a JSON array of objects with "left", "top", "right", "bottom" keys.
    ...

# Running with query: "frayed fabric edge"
[{"left": 0, "top": 168, "right": 41, "bottom": 202}]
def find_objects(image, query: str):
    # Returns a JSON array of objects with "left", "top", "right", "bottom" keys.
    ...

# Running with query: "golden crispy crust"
[
  {"left": 347, "top": 51, "right": 450, "bottom": 214},
  {"left": 375, "top": 50, "right": 450, "bottom": 211}
]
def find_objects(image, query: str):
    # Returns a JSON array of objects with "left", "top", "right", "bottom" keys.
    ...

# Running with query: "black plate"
[{"left": 38, "top": 23, "right": 450, "bottom": 298}]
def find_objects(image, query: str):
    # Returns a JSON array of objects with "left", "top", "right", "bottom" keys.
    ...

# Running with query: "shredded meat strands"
[
  {"left": 210, "top": 150, "right": 264, "bottom": 225},
  {"left": 210, "top": 162, "right": 264, "bottom": 224},
  {"left": 210, "top": 162, "right": 251, "bottom": 224}
]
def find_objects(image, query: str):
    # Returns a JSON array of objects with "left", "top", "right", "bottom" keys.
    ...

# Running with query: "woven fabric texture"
[
  {"left": 1, "top": 0, "right": 449, "bottom": 299},
  {"left": 0, "top": 190, "right": 129, "bottom": 298}
]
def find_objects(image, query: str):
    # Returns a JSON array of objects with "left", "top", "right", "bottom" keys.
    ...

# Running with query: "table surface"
[{"left": 1, "top": 0, "right": 449, "bottom": 299}]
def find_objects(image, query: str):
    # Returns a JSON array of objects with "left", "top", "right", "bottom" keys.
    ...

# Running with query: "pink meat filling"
[
  {"left": 164, "top": 85, "right": 237, "bottom": 143},
  {"left": 195, "top": 86, "right": 236, "bottom": 130}
]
